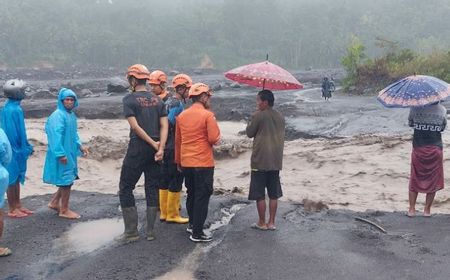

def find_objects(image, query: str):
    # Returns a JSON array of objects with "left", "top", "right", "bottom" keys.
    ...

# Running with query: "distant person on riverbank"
[
  {"left": 407, "top": 102, "right": 446, "bottom": 217},
  {"left": 0, "top": 128, "right": 12, "bottom": 257},
  {"left": 158, "top": 74, "right": 192, "bottom": 225},
  {"left": 43, "top": 88, "right": 89, "bottom": 219},
  {"left": 118, "top": 64, "right": 168, "bottom": 242},
  {"left": 321, "top": 77, "right": 332, "bottom": 101},
  {"left": 1, "top": 79, "right": 34, "bottom": 218},
  {"left": 246, "top": 90, "right": 285, "bottom": 230},
  {"left": 175, "top": 83, "right": 220, "bottom": 242}
]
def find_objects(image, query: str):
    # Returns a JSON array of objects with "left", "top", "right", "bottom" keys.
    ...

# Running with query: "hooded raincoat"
[
  {"left": 0, "top": 99, "right": 33, "bottom": 185},
  {"left": 0, "top": 129, "right": 12, "bottom": 208},
  {"left": 43, "top": 88, "right": 81, "bottom": 186}
]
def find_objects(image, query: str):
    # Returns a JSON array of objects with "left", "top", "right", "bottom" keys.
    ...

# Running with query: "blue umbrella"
[{"left": 377, "top": 75, "right": 450, "bottom": 108}]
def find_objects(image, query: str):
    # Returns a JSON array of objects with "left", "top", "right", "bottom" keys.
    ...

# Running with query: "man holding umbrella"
[
  {"left": 407, "top": 102, "right": 446, "bottom": 217},
  {"left": 246, "top": 90, "right": 285, "bottom": 230},
  {"left": 225, "top": 58, "right": 297, "bottom": 230},
  {"left": 377, "top": 74, "right": 450, "bottom": 217}
]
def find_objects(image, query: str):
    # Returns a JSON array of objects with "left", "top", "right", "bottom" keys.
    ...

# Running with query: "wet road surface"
[{"left": 2, "top": 192, "right": 450, "bottom": 280}]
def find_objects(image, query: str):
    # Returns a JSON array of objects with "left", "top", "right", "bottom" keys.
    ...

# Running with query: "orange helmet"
[
  {"left": 126, "top": 64, "right": 150, "bottom": 80},
  {"left": 172, "top": 74, "right": 192, "bottom": 89},
  {"left": 149, "top": 70, "right": 167, "bottom": 85},
  {"left": 188, "top": 83, "right": 212, "bottom": 98}
]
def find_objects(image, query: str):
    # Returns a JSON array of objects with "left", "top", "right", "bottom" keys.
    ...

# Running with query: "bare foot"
[
  {"left": 423, "top": 211, "right": 432, "bottom": 217},
  {"left": 59, "top": 210, "right": 81, "bottom": 219},
  {"left": 7, "top": 209, "right": 28, "bottom": 218},
  {"left": 407, "top": 209, "right": 416, "bottom": 217},
  {"left": 47, "top": 203, "right": 59, "bottom": 212},
  {"left": 19, "top": 207, "right": 34, "bottom": 215}
]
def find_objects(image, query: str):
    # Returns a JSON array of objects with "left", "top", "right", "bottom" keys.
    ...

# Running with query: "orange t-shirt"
[{"left": 175, "top": 103, "right": 220, "bottom": 167}]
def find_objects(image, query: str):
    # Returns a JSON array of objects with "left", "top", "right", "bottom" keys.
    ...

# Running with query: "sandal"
[
  {"left": 267, "top": 225, "right": 277, "bottom": 231},
  {"left": 251, "top": 223, "right": 267, "bottom": 231},
  {"left": 0, "top": 247, "right": 12, "bottom": 257}
]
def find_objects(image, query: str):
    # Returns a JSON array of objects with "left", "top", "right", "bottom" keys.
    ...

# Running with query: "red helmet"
[
  {"left": 188, "top": 83, "right": 212, "bottom": 98},
  {"left": 126, "top": 64, "right": 150, "bottom": 80},
  {"left": 149, "top": 70, "right": 167, "bottom": 85},
  {"left": 172, "top": 74, "right": 193, "bottom": 89}
]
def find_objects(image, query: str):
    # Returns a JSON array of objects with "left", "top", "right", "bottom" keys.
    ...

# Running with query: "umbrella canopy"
[
  {"left": 377, "top": 75, "right": 450, "bottom": 108},
  {"left": 225, "top": 60, "right": 303, "bottom": 90}
]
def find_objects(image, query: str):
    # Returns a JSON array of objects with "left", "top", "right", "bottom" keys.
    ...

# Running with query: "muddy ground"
[
  {"left": 1, "top": 192, "right": 450, "bottom": 280},
  {"left": 2, "top": 67, "right": 450, "bottom": 279}
]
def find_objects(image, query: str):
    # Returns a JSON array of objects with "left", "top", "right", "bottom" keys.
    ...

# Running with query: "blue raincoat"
[
  {"left": 43, "top": 88, "right": 82, "bottom": 186},
  {"left": 0, "top": 129, "right": 12, "bottom": 208},
  {"left": 0, "top": 99, "right": 33, "bottom": 186}
]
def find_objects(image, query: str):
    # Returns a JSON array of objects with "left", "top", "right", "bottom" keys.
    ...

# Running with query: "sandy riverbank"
[{"left": 20, "top": 118, "right": 450, "bottom": 214}]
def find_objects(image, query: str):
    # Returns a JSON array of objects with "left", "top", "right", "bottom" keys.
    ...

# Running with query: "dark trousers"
[
  {"left": 183, "top": 167, "right": 214, "bottom": 236},
  {"left": 119, "top": 139, "right": 159, "bottom": 208},
  {"left": 159, "top": 149, "right": 184, "bottom": 192}
]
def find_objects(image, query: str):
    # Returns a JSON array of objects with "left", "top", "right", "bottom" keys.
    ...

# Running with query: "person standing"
[
  {"left": 0, "top": 128, "right": 12, "bottom": 257},
  {"left": 175, "top": 83, "right": 220, "bottom": 242},
  {"left": 246, "top": 90, "right": 285, "bottom": 230},
  {"left": 158, "top": 74, "right": 192, "bottom": 224},
  {"left": 44, "top": 88, "right": 89, "bottom": 219},
  {"left": 1, "top": 79, "right": 34, "bottom": 218},
  {"left": 407, "top": 102, "right": 446, "bottom": 217},
  {"left": 321, "top": 77, "right": 332, "bottom": 101},
  {"left": 119, "top": 64, "right": 168, "bottom": 242},
  {"left": 149, "top": 70, "right": 169, "bottom": 103}
]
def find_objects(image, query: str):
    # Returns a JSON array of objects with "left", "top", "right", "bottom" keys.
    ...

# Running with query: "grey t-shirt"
[
  {"left": 122, "top": 91, "right": 167, "bottom": 139},
  {"left": 246, "top": 108, "right": 285, "bottom": 170}
]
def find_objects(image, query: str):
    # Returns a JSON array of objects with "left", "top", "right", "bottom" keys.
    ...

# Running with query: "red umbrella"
[{"left": 225, "top": 58, "right": 303, "bottom": 90}]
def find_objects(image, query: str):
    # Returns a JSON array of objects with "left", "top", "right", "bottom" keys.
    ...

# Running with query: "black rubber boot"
[{"left": 146, "top": 207, "right": 158, "bottom": 241}]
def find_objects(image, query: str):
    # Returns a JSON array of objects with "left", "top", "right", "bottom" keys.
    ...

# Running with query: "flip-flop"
[
  {"left": 406, "top": 212, "right": 415, "bottom": 218},
  {"left": 0, "top": 248, "right": 12, "bottom": 257},
  {"left": 58, "top": 214, "right": 81, "bottom": 219},
  {"left": 267, "top": 225, "right": 277, "bottom": 231},
  {"left": 251, "top": 223, "right": 267, "bottom": 231}
]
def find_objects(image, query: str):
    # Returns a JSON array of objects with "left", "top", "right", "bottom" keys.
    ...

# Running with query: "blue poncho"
[
  {"left": 0, "top": 99, "right": 33, "bottom": 185},
  {"left": 43, "top": 88, "right": 82, "bottom": 186},
  {"left": 0, "top": 129, "right": 12, "bottom": 208}
]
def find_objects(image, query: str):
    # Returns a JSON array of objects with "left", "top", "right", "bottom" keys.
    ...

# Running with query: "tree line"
[{"left": 1, "top": 0, "right": 450, "bottom": 70}]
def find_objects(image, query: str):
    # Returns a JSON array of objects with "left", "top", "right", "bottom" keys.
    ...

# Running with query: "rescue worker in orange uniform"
[
  {"left": 149, "top": 70, "right": 169, "bottom": 103},
  {"left": 157, "top": 74, "right": 192, "bottom": 224},
  {"left": 175, "top": 83, "right": 220, "bottom": 242}
]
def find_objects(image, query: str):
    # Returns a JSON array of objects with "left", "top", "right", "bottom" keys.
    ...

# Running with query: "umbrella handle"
[{"left": 262, "top": 79, "right": 266, "bottom": 90}]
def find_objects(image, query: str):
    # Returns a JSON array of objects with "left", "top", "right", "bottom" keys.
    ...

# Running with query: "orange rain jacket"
[{"left": 175, "top": 103, "right": 220, "bottom": 167}]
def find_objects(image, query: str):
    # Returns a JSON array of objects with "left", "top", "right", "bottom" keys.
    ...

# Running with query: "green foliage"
[
  {"left": 341, "top": 36, "right": 367, "bottom": 89},
  {"left": 343, "top": 48, "right": 450, "bottom": 93}
]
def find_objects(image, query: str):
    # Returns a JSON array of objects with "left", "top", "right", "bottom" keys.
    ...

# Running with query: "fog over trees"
[{"left": 1, "top": 0, "right": 449, "bottom": 69}]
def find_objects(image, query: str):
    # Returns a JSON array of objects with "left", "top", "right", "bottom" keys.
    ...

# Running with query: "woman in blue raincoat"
[
  {"left": 43, "top": 88, "right": 88, "bottom": 219},
  {"left": 0, "top": 79, "right": 34, "bottom": 218},
  {"left": 0, "top": 128, "right": 12, "bottom": 257}
]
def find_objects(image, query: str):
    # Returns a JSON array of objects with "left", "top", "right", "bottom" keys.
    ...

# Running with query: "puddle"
[
  {"left": 207, "top": 204, "right": 246, "bottom": 233},
  {"left": 30, "top": 218, "right": 124, "bottom": 279},
  {"left": 53, "top": 218, "right": 123, "bottom": 255},
  {"left": 154, "top": 203, "right": 247, "bottom": 280}
]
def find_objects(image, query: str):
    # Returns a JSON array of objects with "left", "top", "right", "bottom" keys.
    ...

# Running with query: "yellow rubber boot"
[
  {"left": 166, "top": 191, "right": 189, "bottom": 224},
  {"left": 159, "top": 189, "right": 168, "bottom": 221}
]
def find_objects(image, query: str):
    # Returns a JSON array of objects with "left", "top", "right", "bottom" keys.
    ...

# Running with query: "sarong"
[{"left": 409, "top": 145, "right": 444, "bottom": 193}]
